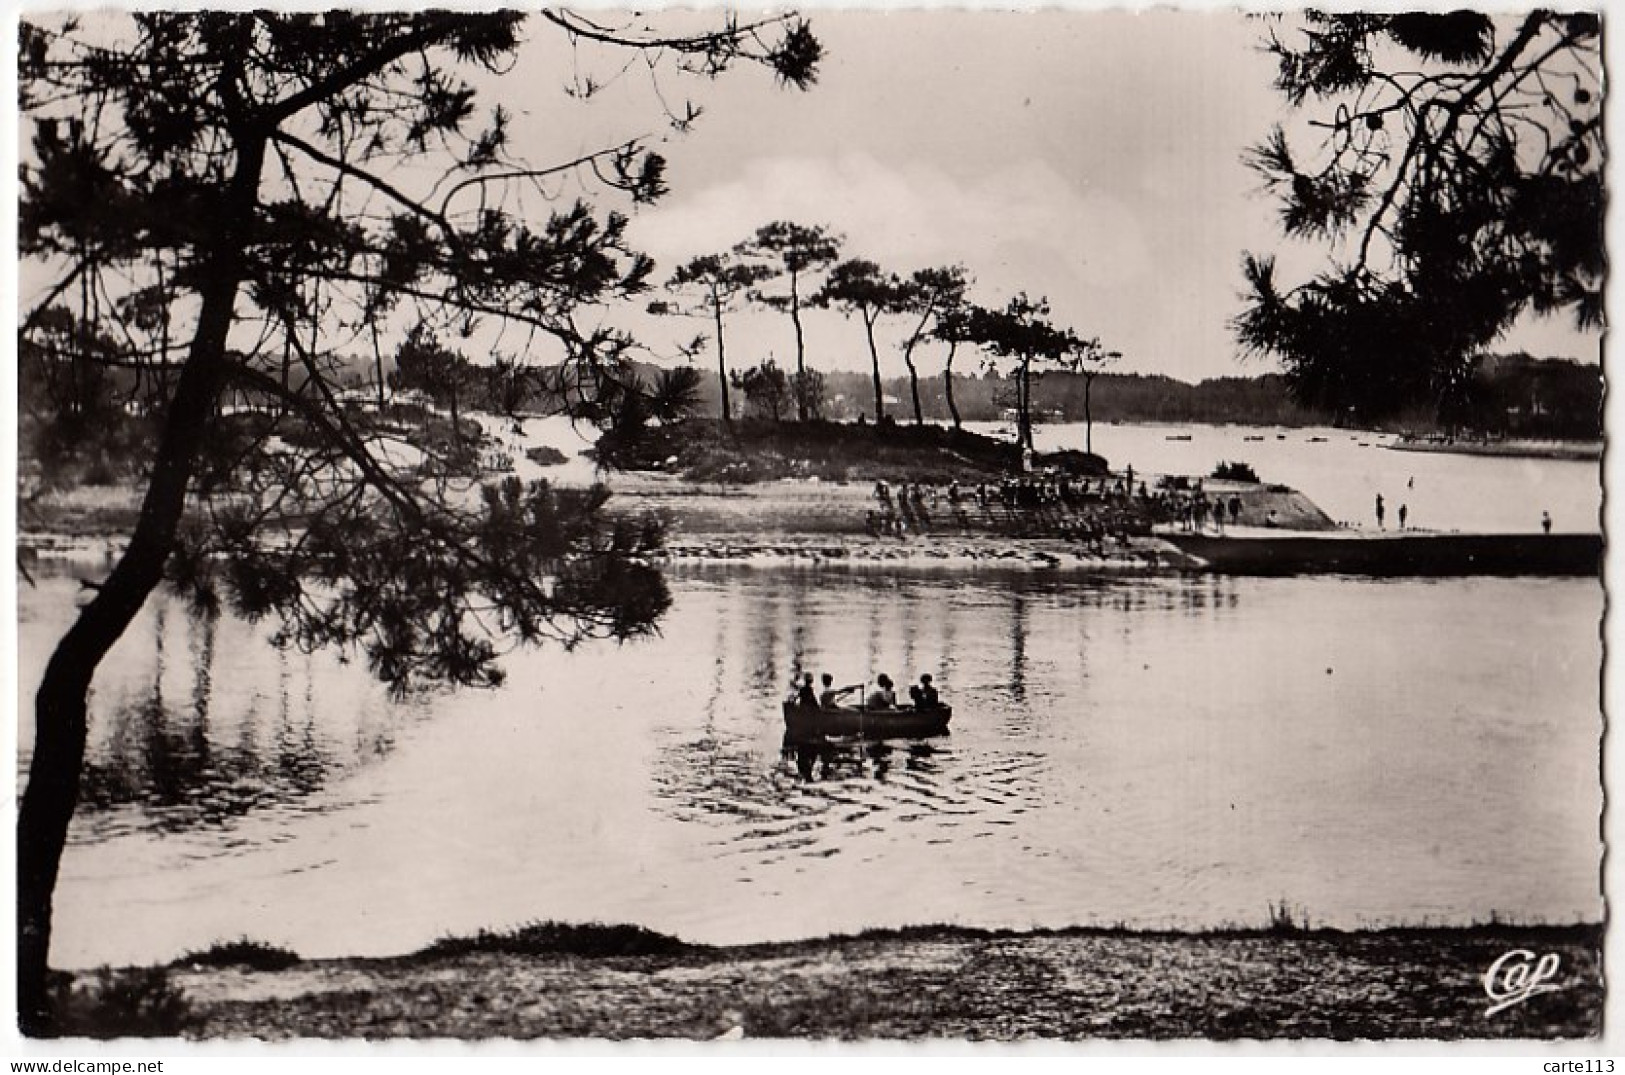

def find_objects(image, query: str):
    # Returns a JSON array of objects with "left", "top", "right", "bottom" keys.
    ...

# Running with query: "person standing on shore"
[
  {"left": 1375, "top": 493, "right": 1386, "bottom": 530},
  {"left": 1398, "top": 503, "right": 1408, "bottom": 530},
  {"left": 1542, "top": 510, "right": 1553, "bottom": 535}
]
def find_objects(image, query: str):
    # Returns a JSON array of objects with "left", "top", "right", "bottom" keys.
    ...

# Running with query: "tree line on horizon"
[
  {"left": 647, "top": 221, "right": 1118, "bottom": 453},
  {"left": 367, "top": 348, "right": 1600, "bottom": 441}
]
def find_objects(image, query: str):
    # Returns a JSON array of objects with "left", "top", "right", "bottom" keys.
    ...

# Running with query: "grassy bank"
[
  {"left": 51, "top": 921, "right": 1601, "bottom": 1041},
  {"left": 596, "top": 417, "right": 1107, "bottom": 483}
]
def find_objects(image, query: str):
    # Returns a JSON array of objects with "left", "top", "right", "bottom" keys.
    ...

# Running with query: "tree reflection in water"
[
  {"left": 1008, "top": 591, "right": 1028, "bottom": 707},
  {"left": 70, "top": 598, "right": 372, "bottom": 837}
]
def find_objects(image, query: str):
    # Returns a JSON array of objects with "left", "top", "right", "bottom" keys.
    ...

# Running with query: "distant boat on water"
[{"left": 1165, "top": 434, "right": 1193, "bottom": 441}]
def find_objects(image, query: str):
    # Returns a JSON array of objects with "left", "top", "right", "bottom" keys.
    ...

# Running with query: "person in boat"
[
  {"left": 865, "top": 674, "right": 897, "bottom": 710},
  {"left": 819, "top": 673, "right": 860, "bottom": 709},
  {"left": 909, "top": 674, "right": 941, "bottom": 710},
  {"left": 793, "top": 673, "right": 818, "bottom": 709}
]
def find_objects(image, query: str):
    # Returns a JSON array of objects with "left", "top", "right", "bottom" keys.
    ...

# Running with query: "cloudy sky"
[
  {"left": 488, "top": 7, "right": 1599, "bottom": 385},
  {"left": 625, "top": 10, "right": 1291, "bottom": 384},
  {"left": 16, "top": 7, "right": 1596, "bottom": 385}
]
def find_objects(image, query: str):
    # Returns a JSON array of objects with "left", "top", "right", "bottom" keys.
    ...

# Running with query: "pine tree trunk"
[
  {"left": 1017, "top": 357, "right": 1033, "bottom": 452},
  {"left": 19, "top": 297, "right": 237, "bottom": 1034},
  {"left": 944, "top": 343, "right": 962, "bottom": 430},
  {"left": 373, "top": 332, "right": 387, "bottom": 411},
  {"left": 865, "top": 315, "right": 884, "bottom": 423},
  {"left": 714, "top": 301, "right": 731, "bottom": 425},
  {"left": 17, "top": 136, "right": 262, "bottom": 1037},
  {"left": 790, "top": 273, "right": 807, "bottom": 422},
  {"left": 1084, "top": 372, "right": 1094, "bottom": 456},
  {"left": 902, "top": 346, "right": 923, "bottom": 425}
]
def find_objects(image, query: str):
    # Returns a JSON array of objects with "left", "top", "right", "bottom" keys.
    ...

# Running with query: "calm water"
[
  {"left": 967, "top": 421, "right": 1601, "bottom": 535},
  {"left": 20, "top": 559, "right": 1603, "bottom": 969}
]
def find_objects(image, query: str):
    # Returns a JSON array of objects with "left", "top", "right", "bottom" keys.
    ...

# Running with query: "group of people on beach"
[
  {"left": 1163, "top": 481, "right": 1244, "bottom": 534},
  {"left": 864, "top": 473, "right": 1153, "bottom": 545},
  {"left": 789, "top": 671, "right": 942, "bottom": 711}
]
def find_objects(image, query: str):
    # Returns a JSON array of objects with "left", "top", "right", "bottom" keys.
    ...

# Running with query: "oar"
[{"left": 859, "top": 679, "right": 867, "bottom": 740}]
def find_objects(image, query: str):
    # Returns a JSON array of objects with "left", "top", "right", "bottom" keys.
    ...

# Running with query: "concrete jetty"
[{"left": 1161, "top": 532, "right": 1602, "bottom": 577}]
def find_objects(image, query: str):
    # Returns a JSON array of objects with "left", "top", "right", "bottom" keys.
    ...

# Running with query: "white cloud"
[
  {"left": 627, "top": 152, "right": 1242, "bottom": 379},
  {"left": 632, "top": 152, "right": 1154, "bottom": 301}
]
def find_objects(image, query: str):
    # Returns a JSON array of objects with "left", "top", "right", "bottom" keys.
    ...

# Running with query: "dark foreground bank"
[{"left": 52, "top": 922, "right": 1602, "bottom": 1041}]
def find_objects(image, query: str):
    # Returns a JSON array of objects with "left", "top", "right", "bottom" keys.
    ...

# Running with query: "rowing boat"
[{"left": 781, "top": 701, "right": 952, "bottom": 741}]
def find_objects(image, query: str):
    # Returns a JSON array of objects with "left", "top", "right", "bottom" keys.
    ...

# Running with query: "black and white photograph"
[{"left": 9, "top": 3, "right": 1609, "bottom": 1052}]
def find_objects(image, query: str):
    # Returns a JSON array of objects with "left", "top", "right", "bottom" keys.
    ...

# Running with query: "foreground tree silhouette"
[
  {"left": 1234, "top": 11, "right": 1603, "bottom": 423},
  {"left": 17, "top": 10, "right": 818, "bottom": 1034},
  {"left": 737, "top": 221, "right": 841, "bottom": 420}
]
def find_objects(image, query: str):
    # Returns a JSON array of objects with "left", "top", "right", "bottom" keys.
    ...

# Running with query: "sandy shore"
[
  {"left": 603, "top": 472, "right": 1334, "bottom": 536},
  {"left": 654, "top": 532, "right": 1186, "bottom": 571},
  {"left": 15, "top": 472, "right": 1303, "bottom": 576},
  {"left": 22, "top": 474, "right": 1592, "bottom": 580},
  {"left": 60, "top": 923, "right": 1601, "bottom": 1041}
]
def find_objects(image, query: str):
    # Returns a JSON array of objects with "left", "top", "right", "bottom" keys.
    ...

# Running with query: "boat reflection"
[{"left": 782, "top": 735, "right": 942, "bottom": 783}]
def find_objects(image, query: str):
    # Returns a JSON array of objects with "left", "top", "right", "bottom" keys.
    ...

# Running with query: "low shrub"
[
  {"left": 46, "top": 967, "right": 192, "bottom": 1039},
  {"left": 172, "top": 937, "right": 301, "bottom": 972},
  {"left": 416, "top": 921, "right": 691, "bottom": 960},
  {"left": 1210, "top": 460, "right": 1260, "bottom": 483},
  {"left": 525, "top": 444, "right": 569, "bottom": 467},
  {"left": 1266, "top": 899, "right": 1309, "bottom": 935}
]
